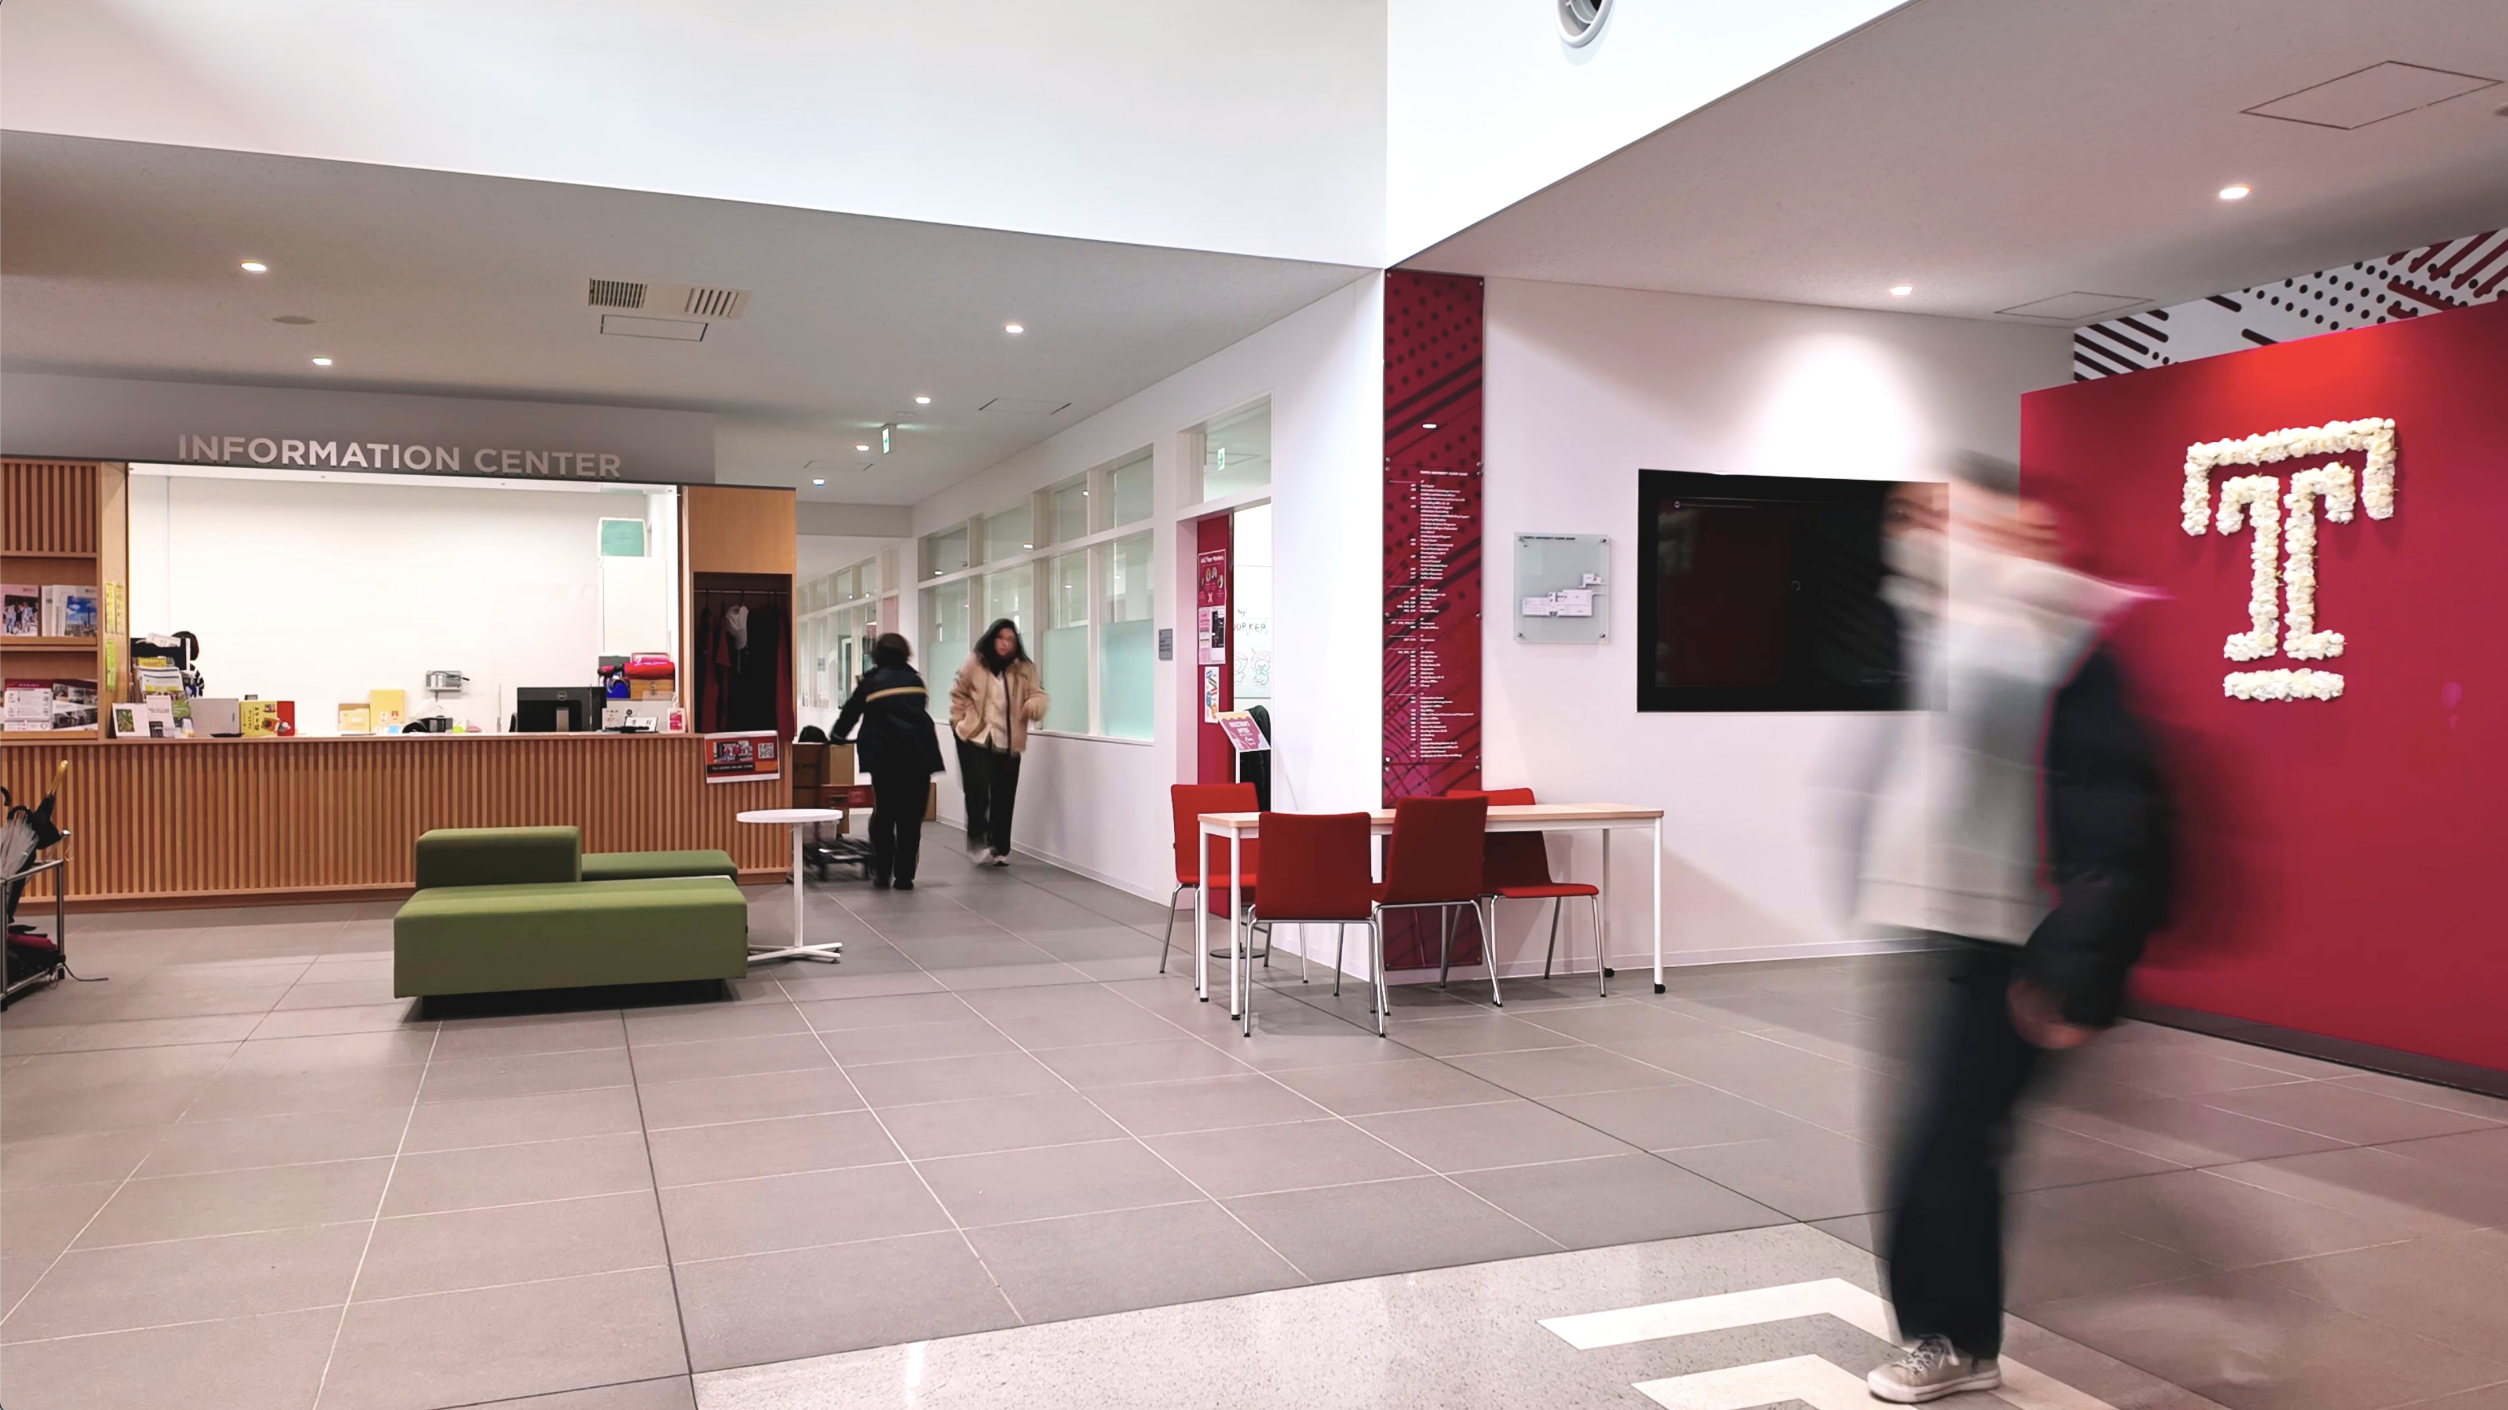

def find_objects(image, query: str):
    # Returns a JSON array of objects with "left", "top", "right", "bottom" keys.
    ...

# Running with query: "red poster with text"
[{"left": 1382, "top": 271, "right": 1486, "bottom": 968}]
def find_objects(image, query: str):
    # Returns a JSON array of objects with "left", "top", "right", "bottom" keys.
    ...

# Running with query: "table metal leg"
[
  {"left": 1651, "top": 817, "right": 1665, "bottom": 994},
  {"left": 747, "top": 823, "right": 843, "bottom": 965},
  {"left": 1228, "top": 833, "right": 1244, "bottom": 1025},
  {"left": 1196, "top": 875, "right": 1210, "bottom": 1002}
]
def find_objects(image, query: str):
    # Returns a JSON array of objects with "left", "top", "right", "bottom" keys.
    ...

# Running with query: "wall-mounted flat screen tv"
[{"left": 1637, "top": 470, "right": 1920, "bottom": 712}]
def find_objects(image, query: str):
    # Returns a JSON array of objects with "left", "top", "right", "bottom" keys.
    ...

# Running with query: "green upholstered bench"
[
  {"left": 412, "top": 827, "right": 737, "bottom": 888},
  {"left": 414, "top": 826, "right": 582, "bottom": 888},
  {"left": 393, "top": 876, "right": 748, "bottom": 998},
  {"left": 581, "top": 849, "right": 738, "bottom": 882}
]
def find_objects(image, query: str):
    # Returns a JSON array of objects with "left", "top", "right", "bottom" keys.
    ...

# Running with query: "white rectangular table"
[{"left": 1193, "top": 803, "right": 1667, "bottom": 1022}]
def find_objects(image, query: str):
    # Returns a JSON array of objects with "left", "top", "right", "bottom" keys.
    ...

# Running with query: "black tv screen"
[{"left": 1637, "top": 470, "right": 1917, "bottom": 712}]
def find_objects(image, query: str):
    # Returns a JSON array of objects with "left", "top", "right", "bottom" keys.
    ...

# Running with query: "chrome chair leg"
[
  {"left": 1438, "top": 908, "right": 1452, "bottom": 989},
  {"left": 1590, "top": 893, "right": 1609, "bottom": 997},
  {"left": 1543, "top": 898, "right": 1562, "bottom": 980},
  {"left": 1159, "top": 883, "right": 1188, "bottom": 973},
  {"left": 1368, "top": 914, "right": 1389, "bottom": 1036},
  {"left": 1480, "top": 898, "right": 1504, "bottom": 1008}
]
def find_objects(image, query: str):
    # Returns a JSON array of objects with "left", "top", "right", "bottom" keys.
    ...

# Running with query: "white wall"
[
  {"left": 906, "top": 278, "right": 1384, "bottom": 901},
  {"left": 2, "top": 0, "right": 1386, "bottom": 267},
  {"left": 1478, "top": 278, "right": 2068, "bottom": 970},
  {"left": 128, "top": 469, "right": 675, "bottom": 734},
  {"left": 1386, "top": 0, "right": 1900, "bottom": 258}
]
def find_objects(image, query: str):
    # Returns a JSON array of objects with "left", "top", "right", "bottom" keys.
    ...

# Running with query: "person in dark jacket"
[
  {"left": 831, "top": 634, "right": 947, "bottom": 890},
  {"left": 1859, "top": 457, "right": 2173, "bottom": 1402}
]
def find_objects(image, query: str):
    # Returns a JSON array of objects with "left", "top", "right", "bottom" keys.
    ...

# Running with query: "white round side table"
[{"left": 736, "top": 808, "right": 847, "bottom": 964}]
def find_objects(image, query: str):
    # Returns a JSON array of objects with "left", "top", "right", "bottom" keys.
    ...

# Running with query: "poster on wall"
[
  {"left": 1197, "top": 605, "right": 1228, "bottom": 665},
  {"left": 1382, "top": 269, "right": 1487, "bottom": 969},
  {"left": 703, "top": 729, "right": 781, "bottom": 784},
  {"left": 1201, "top": 666, "right": 1223, "bottom": 723}
]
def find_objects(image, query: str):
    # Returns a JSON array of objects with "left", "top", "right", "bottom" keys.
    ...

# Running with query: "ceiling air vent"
[
  {"left": 682, "top": 286, "right": 750, "bottom": 320},
  {"left": 587, "top": 279, "right": 749, "bottom": 321},
  {"left": 977, "top": 397, "right": 1072, "bottom": 416},
  {"left": 588, "top": 278, "right": 646, "bottom": 310},
  {"left": 1996, "top": 291, "right": 2150, "bottom": 322}
]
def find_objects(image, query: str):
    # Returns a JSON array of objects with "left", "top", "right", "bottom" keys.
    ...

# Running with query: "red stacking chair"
[
  {"left": 1454, "top": 786, "right": 1606, "bottom": 996},
  {"left": 1243, "top": 811, "right": 1377, "bottom": 1036},
  {"left": 1375, "top": 794, "right": 1500, "bottom": 1009},
  {"left": 1163, "top": 784, "right": 1261, "bottom": 975}
]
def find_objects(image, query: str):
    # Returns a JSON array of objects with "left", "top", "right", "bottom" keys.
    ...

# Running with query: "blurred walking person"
[
  {"left": 1857, "top": 454, "right": 2173, "bottom": 1402},
  {"left": 949, "top": 618, "right": 1048, "bottom": 867},
  {"left": 832, "top": 634, "right": 946, "bottom": 890}
]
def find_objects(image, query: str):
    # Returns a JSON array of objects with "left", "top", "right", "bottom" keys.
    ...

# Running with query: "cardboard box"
[
  {"left": 337, "top": 703, "right": 372, "bottom": 735},
  {"left": 627, "top": 676, "right": 676, "bottom": 701},
  {"left": 369, "top": 688, "right": 406, "bottom": 735}
]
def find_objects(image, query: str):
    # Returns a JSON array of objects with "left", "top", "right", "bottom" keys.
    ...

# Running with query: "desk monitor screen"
[{"left": 514, "top": 686, "right": 607, "bottom": 734}]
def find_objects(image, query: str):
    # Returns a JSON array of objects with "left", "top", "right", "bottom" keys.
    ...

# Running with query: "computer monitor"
[{"left": 514, "top": 686, "right": 607, "bottom": 734}]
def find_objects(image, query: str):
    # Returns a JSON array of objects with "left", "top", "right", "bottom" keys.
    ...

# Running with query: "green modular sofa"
[{"left": 395, "top": 827, "right": 746, "bottom": 999}]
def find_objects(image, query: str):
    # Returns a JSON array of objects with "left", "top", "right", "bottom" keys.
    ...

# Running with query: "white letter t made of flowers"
[{"left": 2178, "top": 418, "right": 2395, "bottom": 703}]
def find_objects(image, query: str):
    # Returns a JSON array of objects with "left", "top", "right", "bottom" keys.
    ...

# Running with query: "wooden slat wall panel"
[
  {"left": 0, "top": 737, "right": 787, "bottom": 905},
  {"left": 1, "top": 460, "right": 101, "bottom": 555}
]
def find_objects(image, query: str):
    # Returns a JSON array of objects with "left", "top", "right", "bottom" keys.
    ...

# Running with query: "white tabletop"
[{"left": 737, "top": 808, "right": 845, "bottom": 824}]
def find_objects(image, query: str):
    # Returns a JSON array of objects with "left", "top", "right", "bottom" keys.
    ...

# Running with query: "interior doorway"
[{"left": 1189, "top": 501, "right": 1274, "bottom": 793}]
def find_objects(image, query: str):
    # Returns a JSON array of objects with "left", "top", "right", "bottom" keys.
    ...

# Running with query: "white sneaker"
[
  {"left": 1867, "top": 1336, "right": 2001, "bottom": 1403},
  {"left": 987, "top": 851, "right": 1011, "bottom": 868}
]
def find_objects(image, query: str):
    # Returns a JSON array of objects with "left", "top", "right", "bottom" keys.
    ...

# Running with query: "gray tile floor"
[{"left": 2, "top": 829, "right": 2504, "bottom": 1409}]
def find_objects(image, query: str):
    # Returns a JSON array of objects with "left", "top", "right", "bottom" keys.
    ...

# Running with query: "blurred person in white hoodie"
[{"left": 1857, "top": 453, "right": 2173, "bottom": 1402}]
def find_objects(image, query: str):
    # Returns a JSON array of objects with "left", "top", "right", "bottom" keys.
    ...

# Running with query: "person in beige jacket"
[{"left": 948, "top": 618, "right": 1049, "bottom": 866}]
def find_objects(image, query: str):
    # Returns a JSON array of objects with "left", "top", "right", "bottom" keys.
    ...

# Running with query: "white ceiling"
[
  {"left": 0, "top": 135, "right": 1369, "bottom": 505},
  {"left": 1404, "top": 0, "right": 2508, "bottom": 320},
  {"left": 0, "top": 0, "right": 1387, "bottom": 267}
]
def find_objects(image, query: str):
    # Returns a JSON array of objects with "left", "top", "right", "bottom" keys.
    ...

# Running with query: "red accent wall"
[
  {"left": 2022, "top": 298, "right": 2508, "bottom": 1072},
  {"left": 1195, "top": 515, "right": 1234, "bottom": 785},
  {"left": 1383, "top": 270, "right": 1486, "bottom": 967}
]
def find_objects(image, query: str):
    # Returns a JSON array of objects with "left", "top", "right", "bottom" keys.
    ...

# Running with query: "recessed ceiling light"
[
  {"left": 812, "top": 478, "right": 825, "bottom": 486},
  {"left": 1889, "top": 285, "right": 1914, "bottom": 297},
  {"left": 1022, "top": 543, "right": 1033, "bottom": 550},
  {"left": 2219, "top": 184, "right": 2252, "bottom": 201},
  {"left": 855, "top": 443, "right": 871, "bottom": 452},
  {"left": 914, "top": 395, "right": 931, "bottom": 405},
  {"left": 1422, "top": 422, "right": 1438, "bottom": 430},
  {"left": 309, "top": 356, "right": 333, "bottom": 366},
  {"left": 239, "top": 260, "right": 268, "bottom": 273},
  {"left": 1003, "top": 323, "right": 1024, "bottom": 335}
]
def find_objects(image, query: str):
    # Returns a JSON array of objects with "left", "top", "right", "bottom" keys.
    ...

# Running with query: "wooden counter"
[{"left": 0, "top": 733, "right": 792, "bottom": 909}]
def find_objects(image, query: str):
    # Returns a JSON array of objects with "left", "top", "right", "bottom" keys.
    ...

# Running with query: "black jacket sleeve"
[
  {"left": 830, "top": 679, "right": 871, "bottom": 744},
  {"left": 2022, "top": 645, "right": 2175, "bottom": 1028}
]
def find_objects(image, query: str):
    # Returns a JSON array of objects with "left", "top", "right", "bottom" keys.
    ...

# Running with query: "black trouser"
[
  {"left": 1882, "top": 942, "right": 2049, "bottom": 1360},
  {"left": 955, "top": 740, "right": 1022, "bottom": 857},
  {"left": 867, "top": 768, "right": 928, "bottom": 883}
]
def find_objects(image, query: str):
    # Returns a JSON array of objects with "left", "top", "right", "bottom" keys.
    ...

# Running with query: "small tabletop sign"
[
  {"left": 1214, "top": 710, "right": 1269, "bottom": 753},
  {"left": 704, "top": 730, "right": 782, "bottom": 784}
]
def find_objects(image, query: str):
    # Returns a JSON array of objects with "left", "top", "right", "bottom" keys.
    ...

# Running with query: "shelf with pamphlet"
[{"left": 3, "top": 460, "right": 116, "bottom": 743}]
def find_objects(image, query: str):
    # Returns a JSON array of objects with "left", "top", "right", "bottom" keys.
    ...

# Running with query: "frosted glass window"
[
  {"left": 1106, "top": 452, "right": 1152, "bottom": 529},
  {"left": 1199, "top": 402, "right": 1271, "bottom": 501},
  {"left": 1097, "top": 532, "right": 1154, "bottom": 739},
  {"left": 1041, "top": 552, "right": 1090, "bottom": 733},
  {"left": 1046, "top": 475, "right": 1090, "bottom": 545},
  {"left": 923, "top": 525, "right": 969, "bottom": 578},
  {"left": 983, "top": 504, "right": 1034, "bottom": 563},
  {"left": 921, "top": 580, "right": 970, "bottom": 719},
  {"left": 983, "top": 566, "right": 1031, "bottom": 639}
]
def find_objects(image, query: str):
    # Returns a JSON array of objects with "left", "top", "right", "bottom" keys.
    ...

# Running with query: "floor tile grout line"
[
  {"left": 1258, "top": 967, "right": 1821, "bottom": 1243},
  {"left": 1096, "top": 964, "right": 1577, "bottom": 1263},
  {"left": 942, "top": 967, "right": 1325, "bottom": 1285},
  {"left": 0, "top": 954, "right": 327, "bottom": 1327},
  {"left": 620, "top": 1002, "right": 706, "bottom": 1387},
  {"left": 775, "top": 945, "right": 1032, "bottom": 1328},
  {"left": 0, "top": 1258, "right": 687, "bottom": 1350},
  {"left": 308, "top": 1015, "right": 440, "bottom": 1410}
]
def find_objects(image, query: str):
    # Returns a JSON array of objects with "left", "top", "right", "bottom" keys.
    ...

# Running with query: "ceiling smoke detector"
[
  {"left": 1558, "top": 0, "right": 1611, "bottom": 47},
  {"left": 587, "top": 278, "right": 749, "bottom": 321}
]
